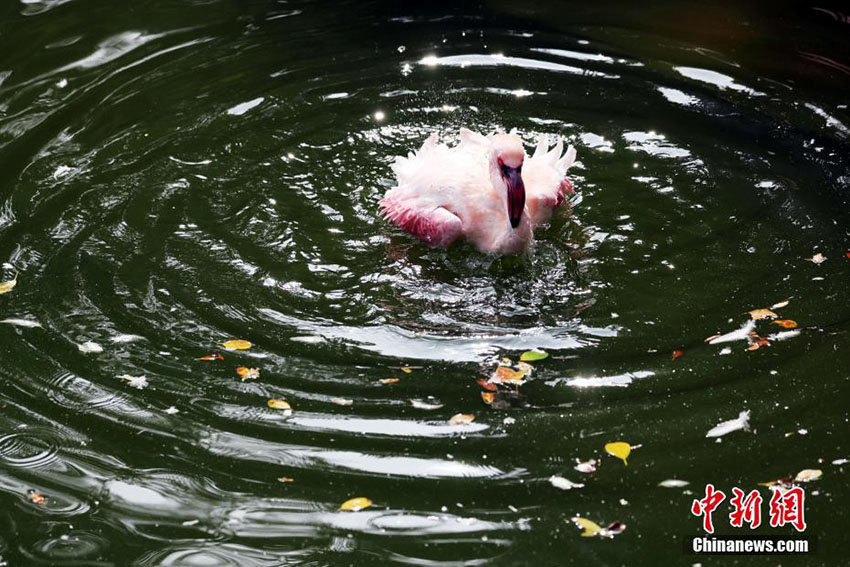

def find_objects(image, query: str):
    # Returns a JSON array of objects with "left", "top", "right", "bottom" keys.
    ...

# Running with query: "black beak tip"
[{"left": 509, "top": 216, "right": 520, "bottom": 228}]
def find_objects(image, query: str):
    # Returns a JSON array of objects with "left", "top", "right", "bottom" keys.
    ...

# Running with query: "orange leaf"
[
  {"left": 749, "top": 309, "right": 778, "bottom": 320},
  {"left": 672, "top": 350, "right": 684, "bottom": 361},
  {"left": 773, "top": 320, "right": 797, "bottom": 329},
  {"left": 236, "top": 367, "right": 260, "bottom": 380},
  {"left": 277, "top": 477, "right": 294, "bottom": 483},
  {"left": 477, "top": 378, "right": 498, "bottom": 391},
  {"left": 746, "top": 344, "right": 761, "bottom": 351},
  {"left": 379, "top": 377, "right": 400, "bottom": 385},
  {"left": 221, "top": 339, "right": 252, "bottom": 350},
  {"left": 481, "top": 392, "right": 495, "bottom": 404},
  {"left": 197, "top": 354, "right": 224, "bottom": 361},
  {"left": 449, "top": 413, "right": 475, "bottom": 425},
  {"left": 27, "top": 490, "right": 45, "bottom": 505}
]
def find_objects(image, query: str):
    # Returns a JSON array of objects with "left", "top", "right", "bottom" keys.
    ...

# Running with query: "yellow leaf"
[
  {"left": 573, "top": 516, "right": 602, "bottom": 537},
  {"left": 794, "top": 469, "right": 822, "bottom": 483},
  {"left": 605, "top": 442, "right": 631, "bottom": 465},
  {"left": 481, "top": 392, "right": 494, "bottom": 404},
  {"left": 222, "top": 339, "right": 252, "bottom": 350},
  {"left": 339, "top": 497, "right": 372, "bottom": 511},
  {"left": 0, "top": 273, "right": 18, "bottom": 294},
  {"left": 267, "top": 399, "right": 291, "bottom": 411},
  {"left": 773, "top": 320, "right": 797, "bottom": 329},
  {"left": 380, "top": 377, "right": 400, "bottom": 384},
  {"left": 449, "top": 413, "right": 475, "bottom": 425},
  {"left": 400, "top": 366, "right": 413, "bottom": 374},
  {"left": 749, "top": 309, "right": 778, "bottom": 320},
  {"left": 236, "top": 367, "right": 260, "bottom": 380}
]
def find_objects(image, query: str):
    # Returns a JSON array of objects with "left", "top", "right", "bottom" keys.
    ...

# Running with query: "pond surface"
[{"left": 1, "top": 1, "right": 848, "bottom": 565}]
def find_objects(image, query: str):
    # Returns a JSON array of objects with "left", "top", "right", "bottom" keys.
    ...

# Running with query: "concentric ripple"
[{"left": 0, "top": 1, "right": 848, "bottom": 566}]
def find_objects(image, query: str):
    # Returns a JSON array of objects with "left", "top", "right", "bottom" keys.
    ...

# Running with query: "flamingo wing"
[
  {"left": 379, "top": 196, "right": 463, "bottom": 247},
  {"left": 524, "top": 134, "right": 577, "bottom": 225}
]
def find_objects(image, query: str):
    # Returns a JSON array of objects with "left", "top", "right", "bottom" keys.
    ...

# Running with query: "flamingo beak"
[{"left": 503, "top": 166, "right": 525, "bottom": 228}]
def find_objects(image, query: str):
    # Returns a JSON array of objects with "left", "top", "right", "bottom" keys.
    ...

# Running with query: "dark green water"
[{"left": 1, "top": 1, "right": 848, "bottom": 565}]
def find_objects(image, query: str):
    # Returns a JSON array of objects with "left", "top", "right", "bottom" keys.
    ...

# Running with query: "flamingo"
[{"left": 379, "top": 128, "right": 577, "bottom": 254}]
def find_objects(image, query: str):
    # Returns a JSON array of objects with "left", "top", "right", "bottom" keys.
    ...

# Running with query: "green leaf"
[{"left": 520, "top": 349, "right": 548, "bottom": 362}]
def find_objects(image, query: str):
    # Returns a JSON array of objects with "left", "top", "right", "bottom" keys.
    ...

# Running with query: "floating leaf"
[
  {"left": 774, "top": 320, "right": 797, "bottom": 329},
  {"left": 27, "top": 490, "right": 45, "bottom": 505},
  {"left": 550, "top": 475, "right": 584, "bottom": 490},
  {"left": 794, "top": 469, "right": 822, "bottom": 483},
  {"left": 749, "top": 308, "right": 778, "bottom": 320},
  {"left": 0, "top": 273, "right": 18, "bottom": 294},
  {"left": 604, "top": 442, "right": 631, "bottom": 465},
  {"left": 331, "top": 397, "right": 353, "bottom": 406},
  {"left": 267, "top": 399, "right": 292, "bottom": 412},
  {"left": 481, "top": 392, "right": 495, "bottom": 405},
  {"left": 197, "top": 354, "right": 224, "bottom": 361},
  {"left": 491, "top": 366, "right": 527, "bottom": 385},
  {"left": 477, "top": 379, "right": 498, "bottom": 392},
  {"left": 400, "top": 366, "right": 413, "bottom": 374},
  {"left": 572, "top": 517, "right": 602, "bottom": 537},
  {"left": 339, "top": 497, "right": 372, "bottom": 511},
  {"left": 449, "top": 413, "right": 475, "bottom": 425},
  {"left": 808, "top": 253, "right": 826, "bottom": 265},
  {"left": 277, "top": 477, "right": 294, "bottom": 483},
  {"left": 771, "top": 299, "right": 790, "bottom": 309},
  {"left": 672, "top": 349, "right": 684, "bottom": 361},
  {"left": 236, "top": 367, "right": 260, "bottom": 380},
  {"left": 520, "top": 349, "right": 549, "bottom": 362},
  {"left": 379, "top": 377, "right": 400, "bottom": 385},
  {"left": 659, "top": 479, "right": 690, "bottom": 488},
  {"left": 221, "top": 339, "right": 252, "bottom": 350}
]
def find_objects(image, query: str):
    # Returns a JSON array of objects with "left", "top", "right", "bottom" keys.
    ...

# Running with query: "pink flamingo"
[{"left": 379, "top": 128, "right": 577, "bottom": 254}]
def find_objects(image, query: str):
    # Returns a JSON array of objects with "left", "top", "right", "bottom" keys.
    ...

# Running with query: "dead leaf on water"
[
  {"left": 221, "top": 339, "right": 252, "bottom": 350},
  {"left": 771, "top": 299, "right": 790, "bottom": 309},
  {"left": 672, "top": 349, "right": 684, "bottom": 360},
  {"left": 331, "top": 397, "right": 353, "bottom": 406},
  {"left": 449, "top": 413, "right": 475, "bottom": 425},
  {"left": 339, "top": 497, "right": 372, "bottom": 511},
  {"left": 808, "top": 253, "right": 826, "bottom": 265},
  {"left": 794, "top": 469, "right": 822, "bottom": 483},
  {"left": 0, "top": 273, "right": 18, "bottom": 294},
  {"left": 277, "top": 477, "right": 294, "bottom": 483},
  {"left": 27, "top": 490, "right": 45, "bottom": 505},
  {"left": 236, "top": 367, "right": 260, "bottom": 380},
  {"left": 481, "top": 392, "right": 494, "bottom": 405},
  {"left": 774, "top": 320, "right": 797, "bottom": 329},
  {"left": 477, "top": 378, "right": 498, "bottom": 392},
  {"left": 267, "top": 399, "right": 292, "bottom": 412},
  {"left": 605, "top": 442, "right": 632, "bottom": 466},
  {"left": 573, "top": 516, "right": 601, "bottom": 537},
  {"left": 574, "top": 459, "right": 598, "bottom": 473},
  {"left": 197, "top": 354, "right": 224, "bottom": 361},
  {"left": 379, "top": 377, "right": 400, "bottom": 385},
  {"left": 749, "top": 308, "right": 778, "bottom": 320}
]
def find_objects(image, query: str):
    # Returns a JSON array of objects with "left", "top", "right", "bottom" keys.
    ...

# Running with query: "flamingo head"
[{"left": 489, "top": 134, "right": 526, "bottom": 229}]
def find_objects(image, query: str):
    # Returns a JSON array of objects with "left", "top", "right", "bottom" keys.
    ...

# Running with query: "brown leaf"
[
  {"left": 773, "top": 320, "right": 797, "bottom": 329},
  {"left": 379, "top": 377, "right": 400, "bottom": 385}
]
